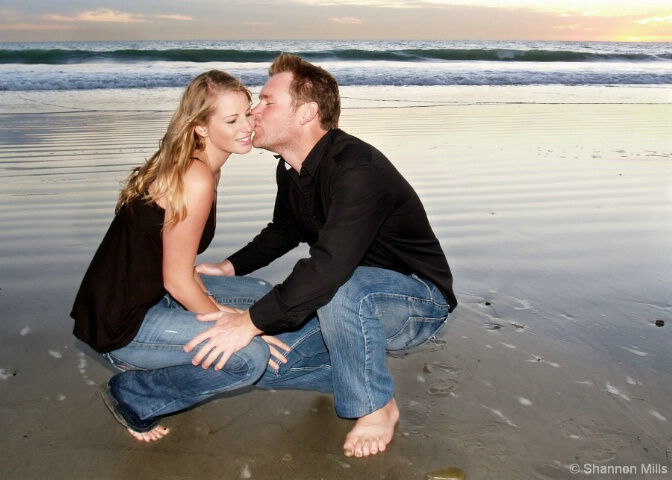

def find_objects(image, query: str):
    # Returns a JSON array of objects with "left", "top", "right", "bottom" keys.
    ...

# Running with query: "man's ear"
[{"left": 299, "top": 102, "right": 319, "bottom": 125}]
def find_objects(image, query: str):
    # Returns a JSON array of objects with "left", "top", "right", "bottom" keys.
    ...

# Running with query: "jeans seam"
[
  {"left": 357, "top": 299, "right": 378, "bottom": 415},
  {"left": 410, "top": 273, "right": 434, "bottom": 299}
]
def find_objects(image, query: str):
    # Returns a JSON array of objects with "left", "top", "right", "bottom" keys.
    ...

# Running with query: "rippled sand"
[{"left": 1, "top": 85, "right": 671, "bottom": 479}]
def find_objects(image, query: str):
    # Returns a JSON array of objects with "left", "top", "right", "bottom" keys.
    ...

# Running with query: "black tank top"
[{"left": 70, "top": 198, "right": 216, "bottom": 353}]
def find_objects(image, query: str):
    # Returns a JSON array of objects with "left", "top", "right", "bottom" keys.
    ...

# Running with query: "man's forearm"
[{"left": 228, "top": 224, "right": 300, "bottom": 275}]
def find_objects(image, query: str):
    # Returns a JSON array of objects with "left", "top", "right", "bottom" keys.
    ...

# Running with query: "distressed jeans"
[{"left": 103, "top": 267, "right": 451, "bottom": 431}]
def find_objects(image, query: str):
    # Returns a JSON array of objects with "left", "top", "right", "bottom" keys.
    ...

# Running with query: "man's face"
[{"left": 251, "top": 72, "right": 299, "bottom": 153}]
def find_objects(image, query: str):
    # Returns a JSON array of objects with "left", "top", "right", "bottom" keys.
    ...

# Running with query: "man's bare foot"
[
  {"left": 127, "top": 425, "right": 170, "bottom": 442},
  {"left": 343, "top": 397, "right": 400, "bottom": 458}
]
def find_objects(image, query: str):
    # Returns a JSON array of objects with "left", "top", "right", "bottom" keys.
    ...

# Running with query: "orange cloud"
[
  {"left": 44, "top": 9, "right": 149, "bottom": 24},
  {"left": 636, "top": 15, "right": 672, "bottom": 26}
]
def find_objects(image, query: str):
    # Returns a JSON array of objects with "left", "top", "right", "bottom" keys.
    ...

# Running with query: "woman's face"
[{"left": 201, "top": 90, "right": 253, "bottom": 156}]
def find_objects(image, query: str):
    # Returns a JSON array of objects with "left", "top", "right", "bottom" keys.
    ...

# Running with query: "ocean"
[{"left": 1, "top": 39, "right": 671, "bottom": 91}]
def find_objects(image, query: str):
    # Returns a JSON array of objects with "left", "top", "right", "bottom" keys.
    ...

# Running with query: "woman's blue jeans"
[
  {"left": 101, "top": 276, "right": 273, "bottom": 432},
  {"left": 102, "top": 267, "right": 450, "bottom": 431}
]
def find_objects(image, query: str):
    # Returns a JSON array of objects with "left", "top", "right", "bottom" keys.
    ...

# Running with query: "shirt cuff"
[{"left": 248, "top": 290, "right": 294, "bottom": 333}]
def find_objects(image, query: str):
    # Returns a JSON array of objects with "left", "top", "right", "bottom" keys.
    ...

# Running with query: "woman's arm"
[{"left": 161, "top": 160, "right": 221, "bottom": 314}]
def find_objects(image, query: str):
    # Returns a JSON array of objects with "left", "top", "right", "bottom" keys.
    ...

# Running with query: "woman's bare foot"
[
  {"left": 343, "top": 397, "right": 400, "bottom": 458},
  {"left": 100, "top": 381, "right": 169, "bottom": 442},
  {"left": 127, "top": 425, "right": 170, "bottom": 442}
]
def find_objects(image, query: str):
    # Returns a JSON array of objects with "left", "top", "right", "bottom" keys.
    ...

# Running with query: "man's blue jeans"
[
  {"left": 103, "top": 267, "right": 451, "bottom": 431},
  {"left": 260, "top": 267, "right": 451, "bottom": 418}
]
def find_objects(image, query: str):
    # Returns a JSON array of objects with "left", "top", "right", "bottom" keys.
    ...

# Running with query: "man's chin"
[{"left": 252, "top": 138, "right": 269, "bottom": 150}]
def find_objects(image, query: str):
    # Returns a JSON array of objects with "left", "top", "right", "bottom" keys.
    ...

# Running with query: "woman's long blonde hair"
[{"left": 116, "top": 70, "right": 251, "bottom": 230}]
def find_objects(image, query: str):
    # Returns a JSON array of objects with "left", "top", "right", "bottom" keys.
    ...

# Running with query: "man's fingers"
[
  {"left": 189, "top": 342, "right": 208, "bottom": 364},
  {"left": 184, "top": 331, "right": 209, "bottom": 353},
  {"left": 213, "top": 351, "right": 233, "bottom": 371},
  {"left": 268, "top": 358, "right": 280, "bottom": 370},
  {"left": 262, "top": 335, "right": 291, "bottom": 352},
  {"left": 268, "top": 346, "right": 288, "bottom": 365}
]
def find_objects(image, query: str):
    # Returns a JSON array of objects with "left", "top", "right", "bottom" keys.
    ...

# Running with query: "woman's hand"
[{"left": 195, "top": 259, "right": 235, "bottom": 276}]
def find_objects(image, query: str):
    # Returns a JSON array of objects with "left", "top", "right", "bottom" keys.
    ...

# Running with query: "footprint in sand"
[
  {"left": 557, "top": 418, "right": 621, "bottom": 463},
  {"left": 428, "top": 380, "right": 460, "bottom": 397},
  {"left": 424, "top": 361, "right": 461, "bottom": 375}
]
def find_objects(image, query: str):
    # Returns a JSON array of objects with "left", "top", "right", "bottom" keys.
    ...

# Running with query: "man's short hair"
[{"left": 269, "top": 53, "right": 340, "bottom": 130}]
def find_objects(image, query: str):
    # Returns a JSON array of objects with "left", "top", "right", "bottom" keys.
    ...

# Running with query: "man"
[{"left": 191, "top": 53, "right": 457, "bottom": 457}]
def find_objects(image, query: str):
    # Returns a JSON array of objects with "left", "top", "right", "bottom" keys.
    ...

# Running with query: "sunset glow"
[{"left": 0, "top": 1, "right": 670, "bottom": 42}]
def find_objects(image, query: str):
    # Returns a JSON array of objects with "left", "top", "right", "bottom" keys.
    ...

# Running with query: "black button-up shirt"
[{"left": 228, "top": 129, "right": 457, "bottom": 332}]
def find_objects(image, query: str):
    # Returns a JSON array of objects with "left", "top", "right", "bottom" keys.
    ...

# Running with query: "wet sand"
[{"left": 1, "top": 85, "right": 671, "bottom": 479}]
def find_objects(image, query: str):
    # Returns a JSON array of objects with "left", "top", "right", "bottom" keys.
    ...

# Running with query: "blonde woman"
[{"left": 71, "top": 71, "right": 286, "bottom": 441}]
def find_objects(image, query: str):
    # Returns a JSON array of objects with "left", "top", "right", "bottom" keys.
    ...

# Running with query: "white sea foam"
[
  {"left": 482, "top": 405, "right": 519, "bottom": 427},
  {"left": 1, "top": 40, "right": 670, "bottom": 91},
  {"left": 622, "top": 347, "right": 649, "bottom": 357},
  {"left": 649, "top": 410, "right": 667, "bottom": 421},
  {"left": 606, "top": 383, "right": 631, "bottom": 402}
]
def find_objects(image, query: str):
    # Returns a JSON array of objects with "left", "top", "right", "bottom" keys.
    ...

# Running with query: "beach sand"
[{"left": 1, "top": 85, "right": 671, "bottom": 479}]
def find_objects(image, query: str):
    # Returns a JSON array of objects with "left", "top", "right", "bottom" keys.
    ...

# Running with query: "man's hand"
[
  {"left": 185, "top": 310, "right": 262, "bottom": 370},
  {"left": 262, "top": 335, "right": 291, "bottom": 370},
  {"left": 195, "top": 259, "right": 235, "bottom": 276}
]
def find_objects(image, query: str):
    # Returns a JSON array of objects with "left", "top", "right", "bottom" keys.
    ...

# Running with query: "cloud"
[
  {"left": 553, "top": 24, "right": 581, "bottom": 30},
  {"left": 297, "top": 0, "right": 414, "bottom": 7},
  {"left": 636, "top": 15, "right": 672, "bottom": 25},
  {"left": 44, "top": 9, "right": 150, "bottom": 23},
  {"left": 332, "top": 17, "right": 363, "bottom": 24},
  {"left": 41, "top": 9, "right": 197, "bottom": 25},
  {"left": 156, "top": 14, "right": 194, "bottom": 21}
]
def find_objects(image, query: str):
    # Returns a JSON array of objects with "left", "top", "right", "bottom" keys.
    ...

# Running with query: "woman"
[{"left": 70, "top": 70, "right": 285, "bottom": 442}]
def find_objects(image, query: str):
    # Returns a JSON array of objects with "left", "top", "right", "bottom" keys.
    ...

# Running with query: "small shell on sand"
[{"left": 426, "top": 466, "right": 466, "bottom": 480}]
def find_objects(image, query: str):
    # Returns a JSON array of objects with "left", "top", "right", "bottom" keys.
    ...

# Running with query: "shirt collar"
[
  {"left": 276, "top": 129, "right": 338, "bottom": 175},
  {"left": 300, "top": 129, "right": 338, "bottom": 176}
]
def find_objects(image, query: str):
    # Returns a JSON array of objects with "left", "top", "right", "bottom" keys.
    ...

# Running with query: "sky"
[{"left": 1, "top": 0, "right": 671, "bottom": 43}]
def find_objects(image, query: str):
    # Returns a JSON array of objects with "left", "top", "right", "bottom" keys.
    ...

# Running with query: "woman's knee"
[{"left": 230, "top": 337, "right": 270, "bottom": 378}]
